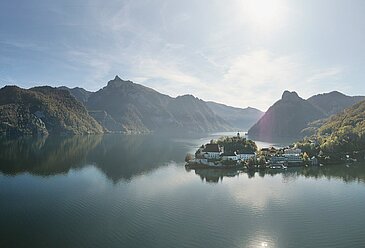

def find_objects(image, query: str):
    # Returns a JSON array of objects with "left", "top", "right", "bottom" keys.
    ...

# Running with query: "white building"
[
  {"left": 221, "top": 152, "right": 238, "bottom": 161},
  {"left": 237, "top": 153, "right": 256, "bottom": 161},
  {"left": 202, "top": 144, "right": 223, "bottom": 159},
  {"left": 284, "top": 148, "right": 301, "bottom": 156}
]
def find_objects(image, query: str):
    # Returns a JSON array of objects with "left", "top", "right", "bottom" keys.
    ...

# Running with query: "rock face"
[
  {"left": 0, "top": 103, "right": 48, "bottom": 137},
  {"left": 0, "top": 86, "right": 103, "bottom": 137},
  {"left": 307, "top": 91, "right": 365, "bottom": 116},
  {"left": 248, "top": 91, "right": 326, "bottom": 141},
  {"left": 206, "top": 101, "right": 264, "bottom": 130},
  {"left": 86, "top": 76, "right": 232, "bottom": 133}
]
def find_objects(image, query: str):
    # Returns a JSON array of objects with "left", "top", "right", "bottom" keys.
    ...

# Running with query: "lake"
[{"left": 1, "top": 133, "right": 365, "bottom": 248}]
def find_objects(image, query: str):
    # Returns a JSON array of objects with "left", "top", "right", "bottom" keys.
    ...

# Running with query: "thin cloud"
[
  {"left": 306, "top": 67, "right": 343, "bottom": 83},
  {"left": 3, "top": 0, "right": 351, "bottom": 111}
]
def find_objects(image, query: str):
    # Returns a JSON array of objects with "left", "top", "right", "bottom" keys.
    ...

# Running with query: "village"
[{"left": 185, "top": 133, "right": 320, "bottom": 170}]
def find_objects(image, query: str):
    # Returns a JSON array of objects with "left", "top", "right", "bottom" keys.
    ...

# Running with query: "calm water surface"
[{"left": 1, "top": 133, "right": 365, "bottom": 248}]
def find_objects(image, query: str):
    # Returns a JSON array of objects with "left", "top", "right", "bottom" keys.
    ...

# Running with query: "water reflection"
[
  {"left": 187, "top": 164, "right": 365, "bottom": 184},
  {"left": 89, "top": 134, "right": 187, "bottom": 182},
  {"left": 0, "top": 135, "right": 102, "bottom": 175},
  {"left": 1, "top": 135, "right": 365, "bottom": 185},
  {"left": 0, "top": 134, "right": 188, "bottom": 182},
  {"left": 1, "top": 135, "right": 365, "bottom": 248},
  {"left": 186, "top": 167, "right": 241, "bottom": 183}
]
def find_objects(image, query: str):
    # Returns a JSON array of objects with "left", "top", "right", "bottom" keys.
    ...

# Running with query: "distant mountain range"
[
  {"left": 248, "top": 90, "right": 365, "bottom": 142},
  {"left": 1, "top": 76, "right": 363, "bottom": 139},
  {"left": 84, "top": 76, "right": 233, "bottom": 133},
  {"left": 0, "top": 76, "right": 263, "bottom": 137},
  {"left": 206, "top": 102, "right": 264, "bottom": 130},
  {"left": 307, "top": 91, "right": 365, "bottom": 116},
  {"left": 248, "top": 91, "right": 325, "bottom": 141}
]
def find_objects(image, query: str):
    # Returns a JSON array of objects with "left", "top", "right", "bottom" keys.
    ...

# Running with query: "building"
[
  {"left": 237, "top": 153, "right": 256, "bottom": 161},
  {"left": 260, "top": 148, "right": 270, "bottom": 156},
  {"left": 202, "top": 144, "right": 223, "bottom": 159},
  {"left": 285, "top": 155, "right": 303, "bottom": 164},
  {"left": 260, "top": 147, "right": 278, "bottom": 156},
  {"left": 221, "top": 152, "right": 238, "bottom": 161},
  {"left": 284, "top": 148, "right": 301, "bottom": 156},
  {"left": 270, "top": 156, "right": 287, "bottom": 165},
  {"left": 283, "top": 148, "right": 302, "bottom": 165}
]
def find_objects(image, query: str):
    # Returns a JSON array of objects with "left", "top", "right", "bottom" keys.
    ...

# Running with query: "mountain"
[
  {"left": 86, "top": 76, "right": 232, "bottom": 133},
  {"left": 316, "top": 99, "right": 365, "bottom": 153},
  {"left": 206, "top": 101, "right": 264, "bottom": 130},
  {"left": 166, "top": 95, "right": 232, "bottom": 132},
  {"left": 248, "top": 91, "right": 326, "bottom": 141},
  {"left": 0, "top": 86, "right": 103, "bottom": 137},
  {"left": 308, "top": 91, "right": 365, "bottom": 116},
  {"left": 58, "top": 86, "right": 92, "bottom": 104}
]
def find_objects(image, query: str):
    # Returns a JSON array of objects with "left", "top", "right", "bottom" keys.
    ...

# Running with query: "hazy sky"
[{"left": 1, "top": 0, "right": 365, "bottom": 111}]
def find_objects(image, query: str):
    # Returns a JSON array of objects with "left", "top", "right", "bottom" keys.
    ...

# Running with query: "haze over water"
[{"left": 1, "top": 133, "right": 365, "bottom": 248}]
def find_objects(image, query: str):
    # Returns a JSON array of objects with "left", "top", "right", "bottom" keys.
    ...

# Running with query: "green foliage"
[
  {"left": 246, "top": 157, "right": 257, "bottom": 169},
  {"left": 257, "top": 155, "right": 266, "bottom": 166},
  {"left": 295, "top": 100, "right": 365, "bottom": 160},
  {"left": 0, "top": 86, "right": 103, "bottom": 137},
  {"left": 295, "top": 138, "right": 319, "bottom": 157},
  {"left": 316, "top": 100, "right": 365, "bottom": 154},
  {"left": 217, "top": 136, "right": 257, "bottom": 154},
  {"left": 222, "top": 159, "right": 237, "bottom": 166}
]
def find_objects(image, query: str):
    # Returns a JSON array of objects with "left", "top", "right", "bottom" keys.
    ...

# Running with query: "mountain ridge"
[
  {"left": 307, "top": 91, "right": 365, "bottom": 116},
  {"left": 86, "top": 76, "right": 232, "bottom": 133},
  {"left": 248, "top": 90, "right": 365, "bottom": 142},
  {"left": 0, "top": 85, "right": 103, "bottom": 137},
  {"left": 206, "top": 101, "right": 264, "bottom": 130},
  {"left": 248, "top": 91, "right": 327, "bottom": 141},
  {"left": 3, "top": 76, "right": 364, "bottom": 138}
]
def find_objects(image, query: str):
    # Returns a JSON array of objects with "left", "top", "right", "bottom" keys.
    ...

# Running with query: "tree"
[
  {"left": 185, "top": 153, "right": 194, "bottom": 162},
  {"left": 246, "top": 157, "right": 256, "bottom": 170},
  {"left": 257, "top": 155, "right": 267, "bottom": 169},
  {"left": 217, "top": 136, "right": 257, "bottom": 154},
  {"left": 257, "top": 155, "right": 266, "bottom": 166},
  {"left": 303, "top": 152, "right": 309, "bottom": 162}
]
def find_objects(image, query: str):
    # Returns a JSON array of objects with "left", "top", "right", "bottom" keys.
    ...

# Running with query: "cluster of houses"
[
  {"left": 262, "top": 147, "right": 302, "bottom": 166},
  {"left": 188, "top": 139, "right": 319, "bottom": 168},
  {"left": 192, "top": 143, "right": 256, "bottom": 167},
  {"left": 260, "top": 146, "right": 319, "bottom": 166},
  {"left": 186, "top": 131, "right": 322, "bottom": 168}
]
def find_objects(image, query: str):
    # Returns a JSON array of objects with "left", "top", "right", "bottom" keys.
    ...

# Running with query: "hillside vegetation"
[
  {"left": 0, "top": 86, "right": 103, "bottom": 137},
  {"left": 317, "top": 100, "right": 365, "bottom": 153}
]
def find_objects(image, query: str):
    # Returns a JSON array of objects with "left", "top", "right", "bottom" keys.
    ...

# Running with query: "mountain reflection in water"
[
  {"left": 0, "top": 134, "right": 187, "bottom": 182},
  {"left": 2, "top": 134, "right": 365, "bottom": 248},
  {"left": 1, "top": 134, "right": 365, "bottom": 184}
]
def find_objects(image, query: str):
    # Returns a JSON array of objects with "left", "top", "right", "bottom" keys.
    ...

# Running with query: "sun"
[{"left": 240, "top": 0, "right": 288, "bottom": 30}]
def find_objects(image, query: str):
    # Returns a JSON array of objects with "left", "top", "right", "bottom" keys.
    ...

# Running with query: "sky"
[{"left": 1, "top": 0, "right": 365, "bottom": 111}]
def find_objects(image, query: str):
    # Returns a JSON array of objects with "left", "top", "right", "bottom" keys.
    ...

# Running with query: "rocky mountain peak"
[
  {"left": 282, "top": 90, "right": 300, "bottom": 101},
  {"left": 107, "top": 75, "right": 133, "bottom": 88}
]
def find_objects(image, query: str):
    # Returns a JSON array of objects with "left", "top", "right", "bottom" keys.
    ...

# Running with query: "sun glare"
[{"left": 240, "top": 0, "right": 288, "bottom": 30}]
